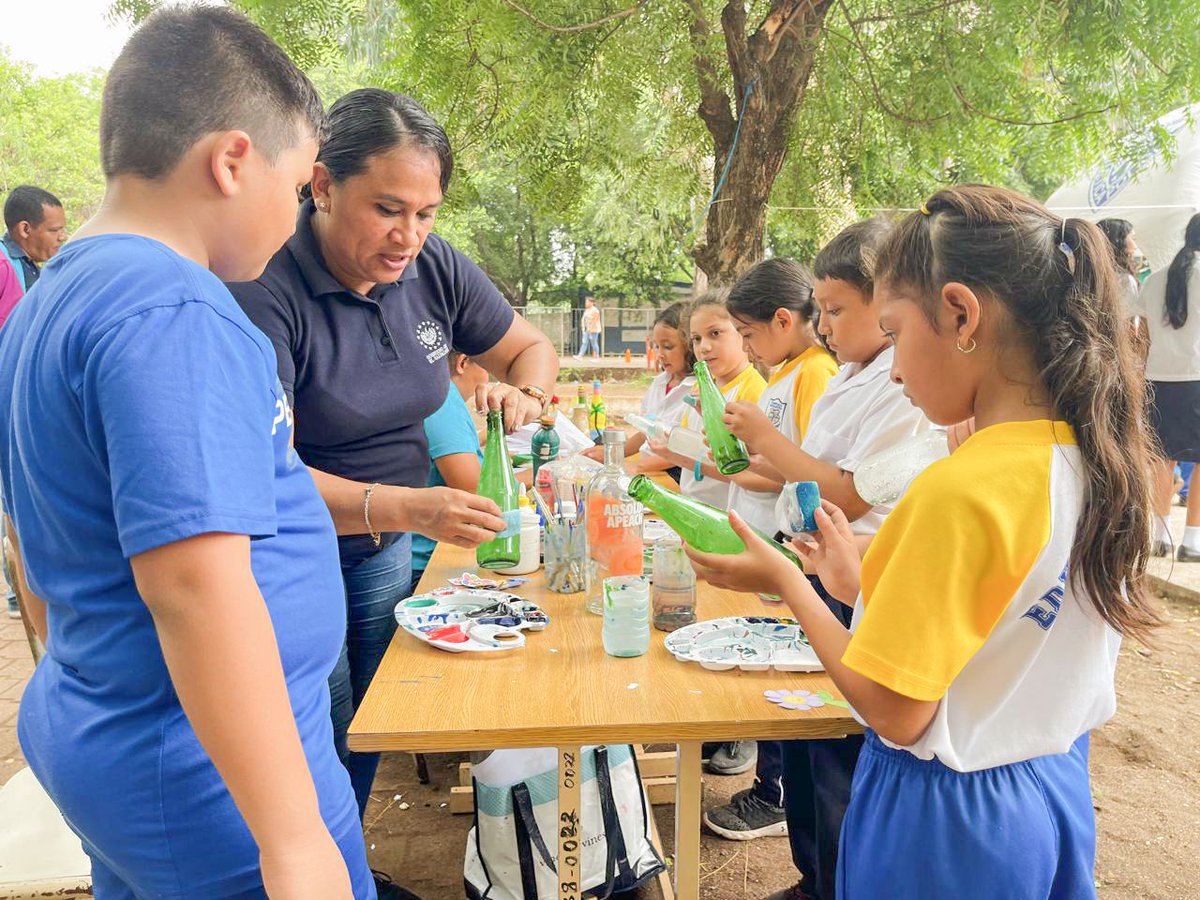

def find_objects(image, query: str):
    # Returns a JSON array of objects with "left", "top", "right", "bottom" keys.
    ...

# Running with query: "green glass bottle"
[
  {"left": 626, "top": 475, "right": 801, "bottom": 567},
  {"left": 693, "top": 361, "right": 750, "bottom": 475},
  {"left": 476, "top": 409, "right": 521, "bottom": 570}
]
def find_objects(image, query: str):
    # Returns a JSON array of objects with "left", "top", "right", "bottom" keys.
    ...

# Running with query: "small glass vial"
[{"left": 651, "top": 536, "right": 697, "bottom": 632}]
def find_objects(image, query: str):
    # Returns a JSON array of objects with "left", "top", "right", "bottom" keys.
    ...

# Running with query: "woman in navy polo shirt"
[{"left": 229, "top": 90, "right": 557, "bottom": 834}]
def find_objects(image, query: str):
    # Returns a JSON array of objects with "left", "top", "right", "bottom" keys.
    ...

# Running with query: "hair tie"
[
  {"left": 1058, "top": 241, "right": 1076, "bottom": 275},
  {"left": 919, "top": 203, "right": 931, "bottom": 216}
]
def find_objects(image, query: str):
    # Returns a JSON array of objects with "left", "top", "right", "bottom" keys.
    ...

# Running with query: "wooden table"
[{"left": 349, "top": 543, "right": 860, "bottom": 900}]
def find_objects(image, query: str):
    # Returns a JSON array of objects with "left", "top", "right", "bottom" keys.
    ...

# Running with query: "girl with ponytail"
[
  {"left": 683, "top": 185, "right": 1159, "bottom": 899},
  {"left": 1132, "top": 213, "right": 1200, "bottom": 559}
]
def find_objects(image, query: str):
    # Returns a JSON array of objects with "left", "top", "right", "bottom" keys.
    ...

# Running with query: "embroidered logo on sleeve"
[{"left": 1021, "top": 565, "right": 1068, "bottom": 631}]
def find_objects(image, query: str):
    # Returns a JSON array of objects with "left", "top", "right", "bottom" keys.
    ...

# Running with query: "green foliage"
[
  {"left": 106, "top": 0, "right": 1200, "bottom": 286},
  {"left": 0, "top": 50, "right": 106, "bottom": 227}
]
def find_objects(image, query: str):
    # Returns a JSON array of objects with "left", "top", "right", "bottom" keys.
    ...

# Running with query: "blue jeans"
[
  {"left": 578, "top": 332, "right": 600, "bottom": 356},
  {"left": 329, "top": 534, "right": 413, "bottom": 819}
]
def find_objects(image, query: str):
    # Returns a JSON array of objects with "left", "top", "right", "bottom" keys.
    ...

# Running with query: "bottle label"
[
  {"left": 497, "top": 509, "right": 522, "bottom": 539},
  {"left": 587, "top": 498, "right": 644, "bottom": 576}
]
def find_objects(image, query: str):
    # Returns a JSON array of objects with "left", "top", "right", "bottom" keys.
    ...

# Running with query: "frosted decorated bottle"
[
  {"left": 853, "top": 430, "right": 948, "bottom": 506},
  {"left": 585, "top": 428, "right": 644, "bottom": 614},
  {"left": 626, "top": 474, "right": 801, "bottom": 567},
  {"left": 476, "top": 410, "right": 521, "bottom": 570},
  {"left": 693, "top": 360, "right": 750, "bottom": 475}
]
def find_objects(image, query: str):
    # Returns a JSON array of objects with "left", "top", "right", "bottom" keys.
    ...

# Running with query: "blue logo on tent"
[{"left": 1087, "top": 107, "right": 1191, "bottom": 211}]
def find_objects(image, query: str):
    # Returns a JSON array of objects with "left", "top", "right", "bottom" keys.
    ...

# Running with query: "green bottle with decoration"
[
  {"left": 476, "top": 409, "right": 521, "bottom": 570},
  {"left": 693, "top": 360, "right": 750, "bottom": 475}
]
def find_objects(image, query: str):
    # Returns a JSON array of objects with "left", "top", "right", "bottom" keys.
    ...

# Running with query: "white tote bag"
[{"left": 464, "top": 745, "right": 664, "bottom": 899}]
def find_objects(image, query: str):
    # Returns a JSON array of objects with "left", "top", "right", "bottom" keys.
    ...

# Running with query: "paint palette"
[
  {"left": 395, "top": 589, "right": 549, "bottom": 654},
  {"left": 662, "top": 617, "right": 823, "bottom": 672}
]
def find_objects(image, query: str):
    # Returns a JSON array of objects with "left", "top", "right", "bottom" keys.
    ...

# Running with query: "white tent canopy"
[{"left": 1047, "top": 103, "right": 1200, "bottom": 270}]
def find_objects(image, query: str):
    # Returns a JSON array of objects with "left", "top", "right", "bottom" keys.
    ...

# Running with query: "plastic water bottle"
[
  {"left": 602, "top": 575, "right": 650, "bottom": 657},
  {"left": 853, "top": 430, "right": 949, "bottom": 506}
]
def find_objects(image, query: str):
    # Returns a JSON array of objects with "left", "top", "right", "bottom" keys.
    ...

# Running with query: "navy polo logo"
[{"left": 417, "top": 319, "right": 450, "bottom": 363}]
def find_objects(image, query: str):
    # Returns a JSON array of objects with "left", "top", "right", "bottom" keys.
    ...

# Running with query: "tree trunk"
[{"left": 686, "top": 0, "right": 833, "bottom": 284}]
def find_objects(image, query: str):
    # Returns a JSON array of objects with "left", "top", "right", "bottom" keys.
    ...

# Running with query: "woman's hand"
[
  {"left": 260, "top": 828, "right": 353, "bottom": 899},
  {"left": 474, "top": 382, "right": 544, "bottom": 433},
  {"left": 393, "top": 486, "right": 507, "bottom": 547},
  {"left": 683, "top": 510, "right": 799, "bottom": 597},
  {"left": 582, "top": 445, "right": 605, "bottom": 462},
  {"left": 792, "top": 500, "right": 863, "bottom": 603},
  {"left": 723, "top": 401, "right": 774, "bottom": 450}
]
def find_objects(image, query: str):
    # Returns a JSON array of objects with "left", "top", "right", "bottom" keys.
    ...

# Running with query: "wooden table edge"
[{"left": 348, "top": 719, "right": 862, "bottom": 753}]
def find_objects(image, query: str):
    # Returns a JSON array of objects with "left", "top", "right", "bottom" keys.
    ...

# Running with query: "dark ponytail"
[
  {"left": 308, "top": 88, "right": 453, "bottom": 197},
  {"left": 877, "top": 185, "right": 1160, "bottom": 642},
  {"left": 726, "top": 258, "right": 817, "bottom": 326},
  {"left": 1164, "top": 213, "right": 1200, "bottom": 329}
]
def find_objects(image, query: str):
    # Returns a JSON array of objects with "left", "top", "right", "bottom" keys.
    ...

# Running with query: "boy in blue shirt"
[
  {"left": 0, "top": 8, "right": 374, "bottom": 898},
  {"left": 411, "top": 351, "right": 489, "bottom": 586}
]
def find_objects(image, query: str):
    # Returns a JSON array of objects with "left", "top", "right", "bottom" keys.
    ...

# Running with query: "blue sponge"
[{"left": 792, "top": 481, "right": 821, "bottom": 532}]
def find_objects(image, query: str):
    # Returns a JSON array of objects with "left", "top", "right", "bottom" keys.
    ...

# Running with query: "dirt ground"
[{"left": 361, "top": 587, "right": 1200, "bottom": 900}]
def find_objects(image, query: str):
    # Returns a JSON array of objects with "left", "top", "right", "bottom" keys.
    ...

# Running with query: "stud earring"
[
  {"left": 956, "top": 337, "right": 978, "bottom": 354},
  {"left": 317, "top": 201, "right": 328, "bottom": 212}
]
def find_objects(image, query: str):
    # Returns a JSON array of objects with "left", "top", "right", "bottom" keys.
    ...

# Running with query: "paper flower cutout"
[{"left": 764, "top": 689, "right": 826, "bottom": 711}]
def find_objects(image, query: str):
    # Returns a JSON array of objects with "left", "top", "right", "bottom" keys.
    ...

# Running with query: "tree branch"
[
  {"left": 498, "top": 0, "right": 644, "bottom": 34},
  {"left": 682, "top": 0, "right": 736, "bottom": 150},
  {"left": 847, "top": 0, "right": 973, "bottom": 25},
  {"left": 720, "top": 2, "right": 751, "bottom": 97},
  {"left": 950, "top": 81, "right": 1117, "bottom": 127},
  {"left": 834, "top": 1, "right": 950, "bottom": 126}
]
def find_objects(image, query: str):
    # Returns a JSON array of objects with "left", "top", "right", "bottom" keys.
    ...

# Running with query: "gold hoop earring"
[{"left": 956, "top": 337, "right": 977, "bottom": 354}]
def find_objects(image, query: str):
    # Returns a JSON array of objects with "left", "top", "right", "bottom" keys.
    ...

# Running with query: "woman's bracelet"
[
  {"left": 364, "top": 483, "right": 383, "bottom": 547},
  {"left": 693, "top": 460, "right": 704, "bottom": 482}
]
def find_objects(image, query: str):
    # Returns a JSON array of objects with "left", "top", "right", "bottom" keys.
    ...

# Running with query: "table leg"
[
  {"left": 674, "top": 741, "right": 702, "bottom": 900},
  {"left": 558, "top": 745, "right": 583, "bottom": 900}
]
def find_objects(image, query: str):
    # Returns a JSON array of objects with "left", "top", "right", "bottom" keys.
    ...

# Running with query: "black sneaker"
[
  {"left": 705, "top": 741, "right": 757, "bottom": 776},
  {"left": 702, "top": 787, "right": 788, "bottom": 841},
  {"left": 1178, "top": 545, "right": 1200, "bottom": 562},
  {"left": 1152, "top": 540, "right": 1172, "bottom": 558},
  {"left": 372, "top": 870, "right": 422, "bottom": 900}
]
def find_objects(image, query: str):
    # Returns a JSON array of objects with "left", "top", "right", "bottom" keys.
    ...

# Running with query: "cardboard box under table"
[{"left": 349, "top": 542, "right": 860, "bottom": 900}]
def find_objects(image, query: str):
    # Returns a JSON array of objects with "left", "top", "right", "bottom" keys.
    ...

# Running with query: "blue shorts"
[{"left": 837, "top": 731, "right": 1096, "bottom": 900}]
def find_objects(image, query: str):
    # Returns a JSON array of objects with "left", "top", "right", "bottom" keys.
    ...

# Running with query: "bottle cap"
[
  {"left": 539, "top": 415, "right": 556, "bottom": 428},
  {"left": 603, "top": 426, "right": 626, "bottom": 444}
]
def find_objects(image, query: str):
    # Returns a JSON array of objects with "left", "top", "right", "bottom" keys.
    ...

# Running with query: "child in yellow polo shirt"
[
  {"left": 685, "top": 186, "right": 1160, "bottom": 900},
  {"left": 651, "top": 291, "right": 765, "bottom": 509}
]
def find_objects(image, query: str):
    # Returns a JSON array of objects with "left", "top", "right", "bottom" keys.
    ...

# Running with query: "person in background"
[
  {"left": 0, "top": 7, "right": 373, "bottom": 896},
  {"left": 410, "top": 351, "right": 488, "bottom": 587},
  {"left": 1097, "top": 218, "right": 1145, "bottom": 327},
  {"left": 1, "top": 185, "right": 67, "bottom": 292},
  {"left": 1132, "top": 213, "right": 1200, "bottom": 560},
  {"left": 701, "top": 258, "right": 839, "bottom": 845},
  {"left": 577, "top": 295, "right": 602, "bottom": 358},
  {"left": 584, "top": 300, "right": 695, "bottom": 478},
  {"left": 0, "top": 258, "right": 19, "bottom": 619}
]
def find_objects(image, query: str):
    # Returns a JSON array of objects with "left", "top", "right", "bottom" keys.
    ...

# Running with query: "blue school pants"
[{"left": 837, "top": 731, "right": 1096, "bottom": 899}]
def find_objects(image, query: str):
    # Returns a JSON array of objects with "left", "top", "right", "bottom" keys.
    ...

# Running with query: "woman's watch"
[{"left": 518, "top": 384, "right": 548, "bottom": 409}]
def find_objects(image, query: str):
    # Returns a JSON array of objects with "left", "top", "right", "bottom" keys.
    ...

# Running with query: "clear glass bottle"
[
  {"left": 853, "top": 430, "right": 948, "bottom": 506},
  {"left": 652, "top": 535, "right": 697, "bottom": 632},
  {"left": 602, "top": 575, "right": 651, "bottom": 657},
  {"left": 585, "top": 428, "right": 644, "bottom": 614}
]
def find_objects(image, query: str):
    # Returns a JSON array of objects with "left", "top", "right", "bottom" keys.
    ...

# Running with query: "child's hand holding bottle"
[
  {"left": 722, "top": 400, "right": 775, "bottom": 450},
  {"left": 792, "top": 500, "right": 863, "bottom": 604}
]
